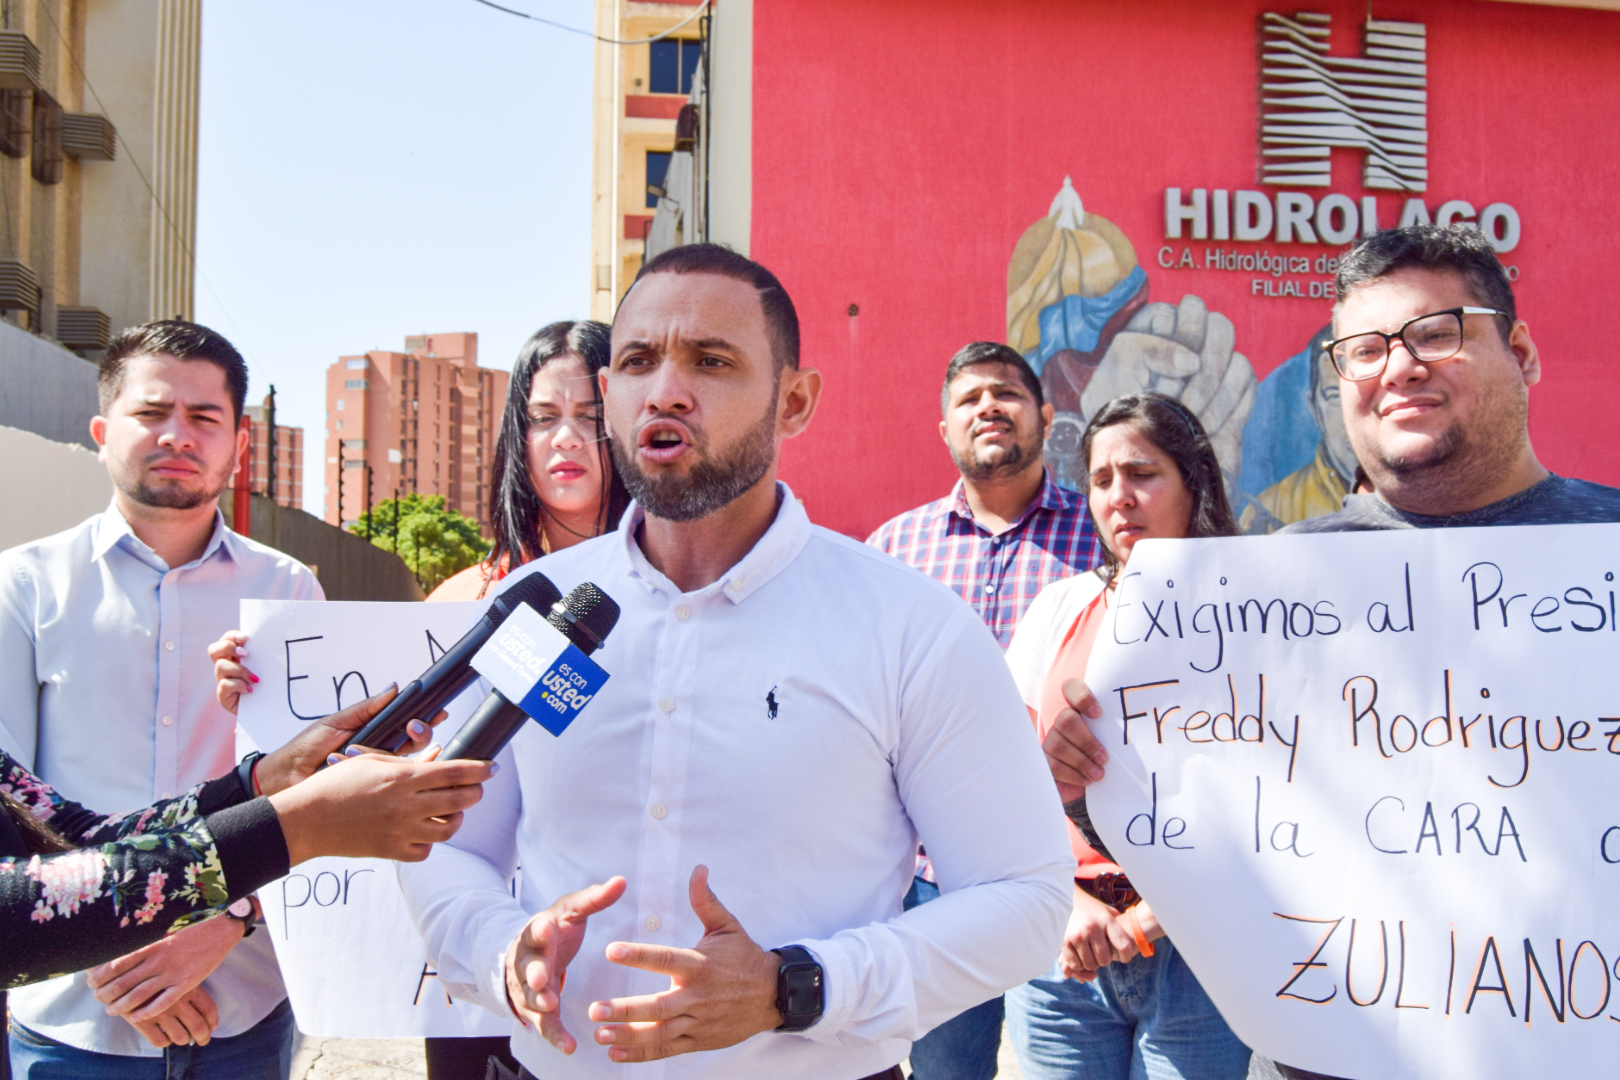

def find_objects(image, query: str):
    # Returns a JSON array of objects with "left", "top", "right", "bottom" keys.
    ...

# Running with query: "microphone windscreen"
[
  {"left": 549, "top": 582, "right": 620, "bottom": 655},
  {"left": 497, "top": 571, "right": 564, "bottom": 617}
]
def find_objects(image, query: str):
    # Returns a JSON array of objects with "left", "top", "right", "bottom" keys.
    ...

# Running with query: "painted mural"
[{"left": 1011, "top": 179, "right": 1356, "bottom": 533}]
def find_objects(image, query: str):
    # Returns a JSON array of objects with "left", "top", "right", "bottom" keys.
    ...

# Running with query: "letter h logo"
[{"left": 1259, "top": 12, "right": 1428, "bottom": 191}]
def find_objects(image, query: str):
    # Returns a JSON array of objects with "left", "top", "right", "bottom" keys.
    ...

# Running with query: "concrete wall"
[
  {"left": 246, "top": 495, "right": 424, "bottom": 602},
  {"left": 0, "top": 423, "right": 111, "bottom": 550},
  {"left": 0, "top": 320, "right": 98, "bottom": 449}
]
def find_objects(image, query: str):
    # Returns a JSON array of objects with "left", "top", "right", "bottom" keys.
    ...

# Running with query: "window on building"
[
  {"left": 335, "top": 399, "right": 346, "bottom": 411},
  {"left": 0, "top": 90, "right": 28, "bottom": 158},
  {"left": 649, "top": 38, "right": 701, "bottom": 95},
  {"left": 31, "top": 90, "right": 61, "bottom": 185},
  {"left": 646, "top": 150, "right": 672, "bottom": 209},
  {"left": 345, "top": 379, "right": 368, "bottom": 389},
  {"left": 346, "top": 358, "right": 369, "bottom": 370}
]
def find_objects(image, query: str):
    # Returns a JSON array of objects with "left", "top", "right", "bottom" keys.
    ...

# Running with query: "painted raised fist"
[{"left": 1078, "top": 294, "right": 1257, "bottom": 493}]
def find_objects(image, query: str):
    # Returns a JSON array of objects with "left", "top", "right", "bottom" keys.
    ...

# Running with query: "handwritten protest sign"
[
  {"left": 1085, "top": 524, "right": 1620, "bottom": 1079},
  {"left": 238, "top": 600, "right": 512, "bottom": 1038}
]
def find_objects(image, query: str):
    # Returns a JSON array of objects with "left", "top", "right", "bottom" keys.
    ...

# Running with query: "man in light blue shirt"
[{"left": 0, "top": 321, "right": 321, "bottom": 1079}]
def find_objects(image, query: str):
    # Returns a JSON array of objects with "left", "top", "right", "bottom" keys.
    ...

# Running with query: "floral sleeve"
[{"left": 1, "top": 749, "right": 287, "bottom": 989}]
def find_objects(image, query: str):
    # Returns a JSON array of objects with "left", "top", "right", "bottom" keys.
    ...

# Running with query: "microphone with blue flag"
[{"left": 442, "top": 582, "right": 619, "bottom": 760}]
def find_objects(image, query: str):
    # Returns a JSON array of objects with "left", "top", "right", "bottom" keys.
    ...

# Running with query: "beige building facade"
[
  {"left": 0, "top": 0, "right": 199, "bottom": 352},
  {"left": 323, "top": 332, "right": 509, "bottom": 533}
]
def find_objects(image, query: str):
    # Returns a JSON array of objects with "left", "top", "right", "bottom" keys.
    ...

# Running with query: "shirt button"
[
  {"left": 161, "top": 715, "right": 174, "bottom": 727},
  {"left": 164, "top": 641, "right": 176, "bottom": 651},
  {"left": 985, "top": 584, "right": 997, "bottom": 594},
  {"left": 650, "top": 803, "right": 667, "bottom": 820},
  {"left": 676, "top": 606, "right": 691, "bottom": 621},
  {"left": 645, "top": 915, "right": 661, "bottom": 931},
  {"left": 660, "top": 698, "right": 675, "bottom": 713}
]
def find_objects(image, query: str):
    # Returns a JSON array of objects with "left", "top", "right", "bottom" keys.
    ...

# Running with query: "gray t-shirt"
[{"left": 1280, "top": 474, "right": 1620, "bottom": 533}]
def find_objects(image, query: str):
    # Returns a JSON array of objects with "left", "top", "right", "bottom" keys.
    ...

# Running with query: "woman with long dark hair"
[
  {"left": 421, "top": 321, "right": 627, "bottom": 1077},
  {"left": 429, "top": 321, "right": 629, "bottom": 601},
  {"left": 1002, "top": 393, "right": 1250, "bottom": 1080}
]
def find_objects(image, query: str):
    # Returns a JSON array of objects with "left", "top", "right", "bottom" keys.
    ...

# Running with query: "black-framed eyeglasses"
[{"left": 1324, "top": 307, "right": 1512, "bottom": 382}]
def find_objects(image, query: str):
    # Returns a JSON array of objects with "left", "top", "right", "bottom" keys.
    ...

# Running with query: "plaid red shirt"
[{"left": 866, "top": 471, "right": 1104, "bottom": 649}]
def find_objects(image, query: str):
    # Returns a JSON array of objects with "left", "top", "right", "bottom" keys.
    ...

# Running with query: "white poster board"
[
  {"left": 238, "top": 599, "right": 513, "bottom": 1039},
  {"left": 1085, "top": 524, "right": 1620, "bottom": 1080}
]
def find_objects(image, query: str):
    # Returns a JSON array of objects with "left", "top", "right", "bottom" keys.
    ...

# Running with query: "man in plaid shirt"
[{"left": 867, "top": 341, "right": 1102, "bottom": 1080}]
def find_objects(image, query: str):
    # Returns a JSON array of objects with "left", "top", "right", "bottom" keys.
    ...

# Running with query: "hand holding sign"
[
  {"left": 587, "top": 866, "right": 784, "bottom": 1064},
  {"left": 1044, "top": 677, "right": 1109, "bottom": 800}
]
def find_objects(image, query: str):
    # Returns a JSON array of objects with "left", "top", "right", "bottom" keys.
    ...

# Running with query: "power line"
[{"left": 467, "top": 0, "right": 710, "bottom": 44}]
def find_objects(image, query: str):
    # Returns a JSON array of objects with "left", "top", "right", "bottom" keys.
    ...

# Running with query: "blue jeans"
[
  {"left": 8, "top": 998, "right": 295, "bottom": 1080},
  {"left": 1006, "top": 945, "right": 1250, "bottom": 1080},
  {"left": 904, "top": 877, "right": 1004, "bottom": 1080}
]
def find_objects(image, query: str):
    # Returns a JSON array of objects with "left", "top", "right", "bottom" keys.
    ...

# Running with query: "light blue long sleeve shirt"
[{"left": 0, "top": 502, "right": 321, "bottom": 1056}]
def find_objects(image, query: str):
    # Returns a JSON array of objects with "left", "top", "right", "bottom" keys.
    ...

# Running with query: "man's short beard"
[
  {"left": 612, "top": 395, "right": 778, "bottom": 523},
  {"left": 1378, "top": 423, "right": 1464, "bottom": 478},
  {"left": 117, "top": 452, "right": 231, "bottom": 511},
  {"left": 951, "top": 430, "right": 1039, "bottom": 483},
  {"left": 128, "top": 478, "right": 227, "bottom": 510}
]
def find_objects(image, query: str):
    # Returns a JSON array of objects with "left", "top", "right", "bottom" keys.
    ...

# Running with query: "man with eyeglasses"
[
  {"left": 1257, "top": 227, "right": 1620, "bottom": 1079},
  {"left": 1278, "top": 223, "right": 1620, "bottom": 537}
]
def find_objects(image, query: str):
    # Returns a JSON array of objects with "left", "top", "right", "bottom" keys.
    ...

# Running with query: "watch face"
[
  {"left": 782, "top": 966, "right": 822, "bottom": 1015},
  {"left": 228, "top": 898, "right": 253, "bottom": 919}
]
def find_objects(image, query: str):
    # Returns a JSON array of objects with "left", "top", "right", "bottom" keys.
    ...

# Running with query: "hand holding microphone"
[{"left": 342, "top": 572, "right": 566, "bottom": 753}]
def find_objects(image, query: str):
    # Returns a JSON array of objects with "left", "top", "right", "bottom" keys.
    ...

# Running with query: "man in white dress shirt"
[
  {"left": 0, "top": 322, "right": 320, "bottom": 1079},
  {"left": 398, "top": 244, "right": 1072, "bottom": 1079}
]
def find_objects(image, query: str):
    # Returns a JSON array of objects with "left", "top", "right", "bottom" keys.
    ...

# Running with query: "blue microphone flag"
[{"left": 470, "top": 602, "right": 610, "bottom": 736}]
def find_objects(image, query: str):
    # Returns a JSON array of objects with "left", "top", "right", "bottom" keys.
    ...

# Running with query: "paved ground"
[{"left": 289, "top": 1031, "right": 1028, "bottom": 1079}]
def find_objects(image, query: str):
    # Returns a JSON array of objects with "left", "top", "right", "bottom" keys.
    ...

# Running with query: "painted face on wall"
[
  {"left": 525, "top": 353, "right": 608, "bottom": 522},
  {"left": 93, "top": 354, "right": 244, "bottom": 512},
  {"left": 939, "top": 362, "right": 1052, "bottom": 483},
  {"left": 1334, "top": 267, "right": 1538, "bottom": 488},
  {"left": 604, "top": 271, "right": 783, "bottom": 521},
  {"left": 1309, "top": 339, "right": 1356, "bottom": 484},
  {"left": 1087, "top": 421, "right": 1195, "bottom": 565}
]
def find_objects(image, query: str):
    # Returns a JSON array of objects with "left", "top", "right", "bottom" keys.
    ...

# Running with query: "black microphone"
[
  {"left": 344, "top": 572, "right": 564, "bottom": 753},
  {"left": 443, "top": 582, "right": 621, "bottom": 761}
]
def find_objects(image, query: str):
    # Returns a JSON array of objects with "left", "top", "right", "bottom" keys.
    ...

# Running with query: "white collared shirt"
[
  {"left": 399, "top": 484, "right": 1072, "bottom": 1080},
  {"left": 0, "top": 502, "right": 321, "bottom": 1056}
]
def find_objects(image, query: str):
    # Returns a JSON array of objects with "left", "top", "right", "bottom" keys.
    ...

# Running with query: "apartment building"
[
  {"left": 324, "top": 332, "right": 508, "bottom": 532},
  {"left": 0, "top": 0, "right": 200, "bottom": 350},
  {"left": 243, "top": 396, "right": 302, "bottom": 509}
]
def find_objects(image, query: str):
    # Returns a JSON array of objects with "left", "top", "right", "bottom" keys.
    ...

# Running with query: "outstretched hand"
[
  {"left": 506, "top": 877, "right": 629, "bottom": 1054},
  {"left": 588, "top": 865, "right": 783, "bottom": 1063}
]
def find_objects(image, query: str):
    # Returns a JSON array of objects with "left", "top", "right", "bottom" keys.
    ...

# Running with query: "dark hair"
[
  {"left": 941, "top": 341, "right": 1045, "bottom": 413},
  {"left": 1079, "top": 393, "right": 1237, "bottom": 584},
  {"left": 1335, "top": 225, "right": 1516, "bottom": 342},
  {"left": 487, "top": 321, "right": 631, "bottom": 577},
  {"left": 99, "top": 320, "right": 249, "bottom": 423},
  {"left": 628, "top": 243, "right": 800, "bottom": 370}
]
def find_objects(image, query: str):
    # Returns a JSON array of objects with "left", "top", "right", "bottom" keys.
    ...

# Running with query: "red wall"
[{"left": 750, "top": 0, "right": 1620, "bottom": 537}]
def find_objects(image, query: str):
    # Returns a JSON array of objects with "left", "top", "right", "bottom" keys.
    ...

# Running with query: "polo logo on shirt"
[{"left": 766, "top": 686, "right": 779, "bottom": 720}]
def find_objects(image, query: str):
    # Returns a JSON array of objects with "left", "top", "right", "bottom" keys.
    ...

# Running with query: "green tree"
[{"left": 352, "top": 493, "right": 489, "bottom": 593}]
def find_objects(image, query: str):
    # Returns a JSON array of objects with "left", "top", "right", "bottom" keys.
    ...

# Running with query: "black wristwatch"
[
  {"left": 771, "top": 945, "right": 824, "bottom": 1031},
  {"left": 226, "top": 897, "right": 258, "bottom": 938}
]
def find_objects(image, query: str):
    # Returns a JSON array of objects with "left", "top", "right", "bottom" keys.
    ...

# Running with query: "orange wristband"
[{"left": 1125, "top": 905, "right": 1155, "bottom": 958}]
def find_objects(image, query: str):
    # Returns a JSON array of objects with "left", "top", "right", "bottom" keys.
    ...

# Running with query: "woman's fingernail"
[
  {"left": 488, "top": 761, "right": 500, "bottom": 776},
  {"left": 250, "top": 674, "right": 260, "bottom": 684},
  {"left": 327, "top": 753, "right": 344, "bottom": 766},
  {"left": 407, "top": 719, "right": 428, "bottom": 736},
  {"left": 345, "top": 746, "right": 365, "bottom": 757}
]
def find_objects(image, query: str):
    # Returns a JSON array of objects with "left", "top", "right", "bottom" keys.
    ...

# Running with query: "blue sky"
[{"left": 195, "top": 0, "right": 597, "bottom": 514}]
